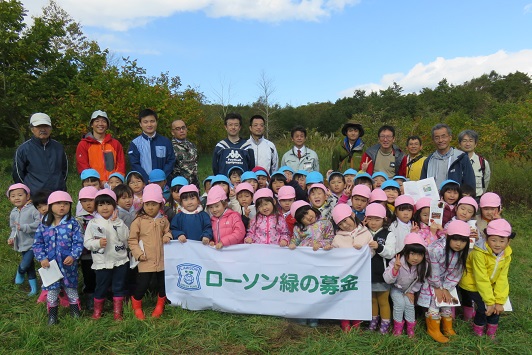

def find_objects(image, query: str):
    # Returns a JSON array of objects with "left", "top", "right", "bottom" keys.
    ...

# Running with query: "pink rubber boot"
[{"left": 472, "top": 323, "right": 485, "bottom": 336}]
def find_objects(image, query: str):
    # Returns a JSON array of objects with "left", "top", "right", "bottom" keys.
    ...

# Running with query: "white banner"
[{"left": 164, "top": 241, "right": 372, "bottom": 320}]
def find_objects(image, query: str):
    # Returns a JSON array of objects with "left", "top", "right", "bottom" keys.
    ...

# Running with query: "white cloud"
[
  {"left": 339, "top": 49, "right": 532, "bottom": 98},
  {"left": 22, "top": 0, "right": 360, "bottom": 31}
]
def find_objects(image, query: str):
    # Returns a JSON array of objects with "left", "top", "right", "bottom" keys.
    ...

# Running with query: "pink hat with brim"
[
  {"left": 142, "top": 184, "right": 165, "bottom": 204},
  {"left": 78, "top": 186, "right": 98, "bottom": 200},
  {"left": 486, "top": 219, "right": 512, "bottom": 238},
  {"left": 369, "top": 188, "right": 387, "bottom": 203},
  {"left": 6, "top": 183, "right": 30, "bottom": 197},
  {"left": 206, "top": 185, "right": 227, "bottom": 205},
  {"left": 95, "top": 188, "right": 116, "bottom": 202},
  {"left": 235, "top": 182, "right": 254, "bottom": 196},
  {"left": 458, "top": 196, "right": 478, "bottom": 212},
  {"left": 365, "top": 203, "right": 386, "bottom": 219},
  {"left": 253, "top": 188, "right": 274, "bottom": 204},
  {"left": 290, "top": 200, "right": 310, "bottom": 218},
  {"left": 394, "top": 195, "right": 415, "bottom": 208},
  {"left": 278, "top": 185, "right": 296, "bottom": 200},
  {"left": 352, "top": 184, "right": 371, "bottom": 199},
  {"left": 48, "top": 191, "right": 73, "bottom": 205},
  {"left": 332, "top": 203, "right": 353, "bottom": 224},
  {"left": 179, "top": 184, "right": 200, "bottom": 195},
  {"left": 404, "top": 232, "right": 427, "bottom": 247},
  {"left": 308, "top": 183, "right": 327, "bottom": 195},
  {"left": 415, "top": 197, "right": 432, "bottom": 211},
  {"left": 446, "top": 220, "right": 471, "bottom": 237},
  {"left": 479, "top": 192, "right": 501, "bottom": 208}
]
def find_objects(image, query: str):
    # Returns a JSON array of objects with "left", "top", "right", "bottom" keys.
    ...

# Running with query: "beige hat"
[{"left": 30, "top": 113, "right": 52, "bottom": 127}]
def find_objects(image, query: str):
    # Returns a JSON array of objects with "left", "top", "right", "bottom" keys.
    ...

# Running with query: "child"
[
  {"left": 372, "top": 172, "right": 388, "bottom": 189},
  {"left": 412, "top": 197, "right": 439, "bottom": 246},
  {"left": 293, "top": 170, "right": 308, "bottom": 190},
  {"left": 84, "top": 189, "right": 130, "bottom": 320},
  {"left": 7, "top": 183, "right": 41, "bottom": 296},
  {"left": 211, "top": 174, "right": 240, "bottom": 213},
  {"left": 305, "top": 171, "right": 324, "bottom": 186},
  {"left": 384, "top": 233, "right": 430, "bottom": 338},
  {"left": 354, "top": 172, "right": 373, "bottom": 190},
  {"left": 32, "top": 189, "right": 52, "bottom": 217},
  {"left": 81, "top": 168, "right": 102, "bottom": 189},
  {"left": 343, "top": 168, "right": 357, "bottom": 186},
  {"left": 459, "top": 219, "right": 514, "bottom": 339},
  {"left": 477, "top": 192, "right": 502, "bottom": 239},
  {"left": 170, "top": 184, "right": 213, "bottom": 244},
  {"left": 165, "top": 175, "right": 189, "bottom": 220},
  {"left": 328, "top": 171, "right": 346, "bottom": 203},
  {"left": 126, "top": 171, "right": 146, "bottom": 212},
  {"left": 390, "top": 195, "right": 415, "bottom": 253},
  {"left": 106, "top": 172, "right": 125, "bottom": 190},
  {"left": 206, "top": 185, "right": 246, "bottom": 249},
  {"left": 381, "top": 180, "right": 401, "bottom": 213},
  {"left": 308, "top": 183, "right": 335, "bottom": 221},
  {"left": 200, "top": 175, "right": 214, "bottom": 210},
  {"left": 114, "top": 184, "right": 136, "bottom": 228},
  {"left": 417, "top": 219, "right": 470, "bottom": 343},
  {"left": 269, "top": 171, "right": 307, "bottom": 202},
  {"left": 365, "top": 203, "right": 396, "bottom": 334},
  {"left": 278, "top": 185, "right": 296, "bottom": 236},
  {"left": 393, "top": 176, "right": 407, "bottom": 194},
  {"left": 227, "top": 166, "right": 244, "bottom": 187},
  {"left": 235, "top": 182, "right": 256, "bottom": 229},
  {"left": 245, "top": 188, "right": 290, "bottom": 246},
  {"left": 241, "top": 171, "right": 259, "bottom": 191},
  {"left": 149, "top": 169, "right": 170, "bottom": 200},
  {"left": 444, "top": 196, "right": 479, "bottom": 244},
  {"left": 279, "top": 165, "right": 295, "bottom": 182},
  {"left": 331, "top": 203, "right": 373, "bottom": 332},
  {"left": 350, "top": 185, "right": 371, "bottom": 220},
  {"left": 33, "top": 191, "right": 84, "bottom": 325},
  {"left": 439, "top": 179, "right": 462, "bottom": 227},
  {"left": 128, "top": 184, "right": 172, "bottom": 319},
  {"left": 289, "top": 201, "right": 333, "bottom": 252},
  {"left": 253, "top": 167, "right": 270, "bottom": 189}
]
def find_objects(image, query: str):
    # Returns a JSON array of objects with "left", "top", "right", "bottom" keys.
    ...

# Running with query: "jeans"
[{"left": 18, "top": 250, "right": 36, "bottom": 280}]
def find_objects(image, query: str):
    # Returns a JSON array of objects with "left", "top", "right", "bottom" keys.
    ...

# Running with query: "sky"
[{"left": 22, "top": 0, "right": 532, "bottom": 107}]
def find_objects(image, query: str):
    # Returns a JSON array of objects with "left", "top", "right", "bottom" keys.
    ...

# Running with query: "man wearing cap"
[
  {"left": 420, "top": 124, "right": 475, "bottom": 189},
  {"left": 332, "top": 120, "right": 365, "bottom": 171},
  {"left": 76, "top": 110, "right": 126, "bottom": 183},
  {"left": 247, "top": 115, "right": 279, "bottom": 175},
  {"left": 170, "top": 119, "right": 199, "bottom": 188},
  {"left": 13, "top": 113, "right": 68, "bottom": 195},
  {"left": 359, "top": 125, "right": 404, "bottom": 178}
]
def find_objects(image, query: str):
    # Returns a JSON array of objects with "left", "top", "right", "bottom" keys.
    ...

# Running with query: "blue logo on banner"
[{"left": 177, "top": 263, "right": 202, "bottom": 291}]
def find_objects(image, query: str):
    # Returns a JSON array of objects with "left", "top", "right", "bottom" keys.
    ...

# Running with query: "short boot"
[
  {"left": 379, "top": 319, "right": 391, "bottom": 335},
  {"left": 151, "top": 296, "right": 166, "bottom": 318},
  {"left": 472, "top": 323, "right": 485, "bottom": 336},
  {"left": 28, "top": 279, "right": 38, "bottom": 296},
  {"left": 425, "top": 316, "right": 449, "bottom": 343},
  {"left": 486, "top": 324, "right": 498, "bottom": 340},
  {"left": 15, "top": 271, "right": 24, "bottom": 285},
  {"left": 406, "top": 321, "right": 416, "bottom": 338},
  {"left": 392, "top": 320, "right": 405, "bottom": 336},
  {"left": 70, "top": 302, "right": 81, "bottom": 318},
  {"left": 351, "top": 320, "right": 362, "bottom": 329},
  {"left": 113, "top": 297, "right": 125, "bottom": 321},
  {"left": 48, "top": 305, "right": 59, "bottom": 326},
  {"left": 368, "top": 316, "right": 380, "bottom": 331},
  {"left": 441, "top": 316, "right": 457, "bottom": 336},
  {"left": 131, "top": 297, "right": 145, "bottom": 320},
  {"left": 462, "top": 306, "right": 476, "bottom": 322},
  {"left": 92, "top": 298, "right": 105, "bottom": 319},
  {"left": 340, "top": 320, "right": 351, "bottom": 332}
]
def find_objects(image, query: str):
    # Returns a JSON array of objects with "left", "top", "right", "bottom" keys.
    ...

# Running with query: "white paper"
[
  {"left": 38, "top": 259, "right": 64, "bottom": 287},
  {"left": 434, "top": 288, "right": 461, "bottom": 307},
  {"left": 403, "top": 177, "right": 439, "bottom": 203},
  {"left": 503, "top": 297, "right": 512, "bottom": 312},
  {"left": 429, "top": 200, "right": 445, "bottom": 226},
  {"left": 129, "top": 240, "right": 144, "bottom": 269},
  {"left": 467, "top": 220, "right": 477, "bottom": 249}
]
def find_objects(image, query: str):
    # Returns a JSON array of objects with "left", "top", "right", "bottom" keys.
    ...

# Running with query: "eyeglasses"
[
  {"left": 379, "top": 135, "right": 393, "bottom": 140},
  {"left": 172, "top": 126, "right": 187, "bottom": 131}
]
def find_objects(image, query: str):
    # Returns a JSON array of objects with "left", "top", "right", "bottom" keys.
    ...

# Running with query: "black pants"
[
  {"left": 80, "top": 258, "right": 96, "bottom": 294},
  {"left": 134, "top": 271, "right": 165, "bottom": 300},
  {"left": 94, "top": 263, "right": 129, "bottom": 299},
  {"left": 466, "top": 290, "right": 500, "bottom": 325}
]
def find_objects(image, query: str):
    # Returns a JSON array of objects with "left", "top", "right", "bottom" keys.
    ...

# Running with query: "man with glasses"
[
  {"left": 247, "top": 115, "right": 278, "bottom": 174},
  {"left": 170, "top": 119, "right": 199, "bottom": 187},
  {"left": 359, "top": 125, "right": 404, "bottom": 178},
  {"left": 421, "top": 124, "right": 475, "bottom": 189},
  {"left": 457, "top": 129, "right": 490, "bottom": 198}
]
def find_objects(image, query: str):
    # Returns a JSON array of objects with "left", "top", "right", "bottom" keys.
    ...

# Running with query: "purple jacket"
[{"left": 383, "top": 255, "right": 424, "bottom": 293}]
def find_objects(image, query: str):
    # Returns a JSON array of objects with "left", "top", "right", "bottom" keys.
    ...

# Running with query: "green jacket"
[{"left": 331, "top": 137, "right": 364, "bottom": 171}]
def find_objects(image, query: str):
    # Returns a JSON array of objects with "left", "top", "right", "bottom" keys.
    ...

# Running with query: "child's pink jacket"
[
  {"left": 247, "top": 214, "right": 290, "bottom": 245},
  {"left": 211, "top": 208, "right": 246, "bottom": 246}
]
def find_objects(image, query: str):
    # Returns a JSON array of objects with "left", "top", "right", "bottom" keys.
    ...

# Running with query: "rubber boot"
[
  {"left": 368, "top": 316, "right": 380, "bottom": 331},
  {"left": 486, "top": 324, "right": 498, "bottom": 340},
  {"left": 59, "top": 291, "right": 70, "bottom": 308},
  {"left": 113, "top": 297, "right": 124, "bottom": 321},
  {"left": 351, "top": 320, "right": 362, "bottom": 329},
  {"left": 151, "top": 296, "right": 166, "bottom": 318},
  {"left": 15, "top": 271, "right": 24, "bottom": 285},
  {"left": 28, "top": 279, "right": 38, "bottom": 296},
  {"left": 48, "top": 305, "right": 59, "bottom": 326},
  {"left": 406, "top": 321, "right": 416, "bottom": 338},
  {"left": 441, "top": 316, "right": 457, "bottom": 336},
  {"left": 340, "top": 320, "right": 351, "bottom": 333},
  {"left": 86, "top": 293, "right": 95, "bottom": 312},
  {"left": 462, "top": 306, "right": 476, "bottom": 322},
  {"left": 379, "top": 319, "right": 391, "bottom": 334},
  {"left": 37, "top": 290, "right": 48, "bottom": 303},
  {"left": 472, "top": 323, "right": 485, "bottom": 336},
  {"left": 392, "top": 320, "right": 405, "bottom": 336},
  {"left": 70, "top": 302, "right": 81, "bottom": 318},
  {"left": 131, "top": 297, "right": 145, "bottom": 320},
  {"left": 425, "top": 316, "right": 449, "bottom": 343},
  {"left": 92, "top": 298, "right": 105, "bottom": 319}
]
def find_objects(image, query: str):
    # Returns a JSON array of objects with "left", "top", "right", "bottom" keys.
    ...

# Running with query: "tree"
[{"left": 256, "top": 70, "right": 277, "bottom": 138}]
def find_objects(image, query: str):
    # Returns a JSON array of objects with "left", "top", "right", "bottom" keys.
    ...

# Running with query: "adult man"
[
  {"left": 458, "top": 129, "right": 491, "bottom": 197},
  {"left": 247, "top": 115, "right": 278, "bottom": 174},
  {"left": 128, "top": 109, "right": 176, "bottom": 182},
  {"left": 398, "top": 135, "right": 426, "bottom": 181},
  {"left": 76, "top": 110, "right": 126, "bottom": 183},
  {"left": 420, "top": 124, "right": 475, "bottom": 189},
  {"left": 170, "top": 119, "right": 199, "bottom": 187},
  {"left": 13, "top": 113, "right": 68, "bottom": 195},
  {"left": 212, "top": 113, "right": 255, "bottom": 176},
  {"left": 281, "top": 126, "right": 320, "bottom": 173},
  {"left": 331, "top": 120, "right": 365, "bottom": 171},
  {"left": 359, "top": 125, "right": 404, "bottom": 178}
]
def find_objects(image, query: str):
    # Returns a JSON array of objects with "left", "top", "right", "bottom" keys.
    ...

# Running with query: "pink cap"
[
  {"left": 278, "top": 185, "right": 296, "bottom": 200},
  {"left": 458, "top": 196, "right": 478, "bottom": 212},
  {"left": 479, "top": 192, "right": 501, "bottom": 208},
  {"left": 352, "top": 184, "right": 371, "bottom": 199},
  {"left": 404, "top": 232, "right": 427, "bottom": 247},
  {"left": 142, "top": 184, "right": 164, "bottom": 204},
  {"left": 369, "top": 188, "right": 387, "bottom": 203},
  {"left": 235, "top": 182, "right": 254, "bottom": 195},
  {"left": 365, "top": 203, "right": 386, "bottom": 219},
  {"left": 95, "top": 188, "right": 116, "bottom": 202},
  {"left": 180, "top": 184, "right": 200, "bottom": 195},
  {"left": 394, "top": 195, "right": 415, "bottom": 208},
  {"left": 48, "top": 191, "right": 73, "bottom": 205},
  {"left": 308, "top": 183, "right": 327, "bottom": 195},
  {"left": 332, "top": 204, "right": 353, "bottom": 224},
  {"left": 78, "top": 186, "right": 98, "bottom": 200},
  {"left": 290, "top": 200, "right": 310, "bottom": 218},
  {"left": 486, "top": 219, "right": 512, "bottom": 238},
  {"left": 446, "top": 220, "right": 471, "bottom": 237},
  {"left": 206, "top": 185, "right": 227, "bottom": 205},
  {"left": 6, "top": 183, "right": 30, "bottom": 197},
  {"left": 415, "top": 197, "right": 432, "bottom": 211},
  {"left": 253, "top": 188, "right": 273, "bottom": 204}
]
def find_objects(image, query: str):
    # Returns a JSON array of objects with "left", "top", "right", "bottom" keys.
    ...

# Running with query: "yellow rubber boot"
[{"left": 426, "top": 316, "right": 449, "bottom": 343}]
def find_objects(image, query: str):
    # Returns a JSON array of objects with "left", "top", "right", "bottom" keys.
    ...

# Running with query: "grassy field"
[{"left": 0, "top": 147, "right": 530, "bottom": 354}]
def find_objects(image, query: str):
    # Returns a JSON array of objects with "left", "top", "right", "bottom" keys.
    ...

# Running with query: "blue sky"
[{"left": 24, "top": 0, "right": 532, "bottom": 107}]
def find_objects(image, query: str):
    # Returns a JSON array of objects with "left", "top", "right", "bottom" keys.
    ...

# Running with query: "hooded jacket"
[
  {"left": 76, "top": 132, "right": 126, "bottom": 181},
  {"left": 332, "top": 137, "right": 365, "bottom": 171},
  {"left": 420, "top": 149, "right": 476, "bottom": 189},
  {"left": 211, "top": 208, "right": 246, "bottom": 246},
  {"left": 359, "top": 143, "right": 404, "bottom": 176}
]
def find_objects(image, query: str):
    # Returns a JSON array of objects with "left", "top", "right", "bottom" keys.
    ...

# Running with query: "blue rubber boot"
[
  {"left": 15, "top": 271, "right": 24, "bottom": 285},
  {"left": 28, "top": 279, "right": 38, "bottom": 296}
]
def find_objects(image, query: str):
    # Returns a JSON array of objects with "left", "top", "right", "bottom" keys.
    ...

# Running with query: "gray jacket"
[{"left": 9, "top": 203, "right": 41, "bottom": 252}]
